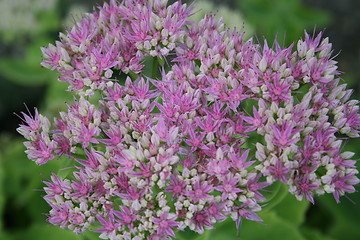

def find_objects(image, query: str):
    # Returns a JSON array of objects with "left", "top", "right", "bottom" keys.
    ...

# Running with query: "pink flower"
[
  {"left": 233, "top": 203, "right": 263, "bottom": 230},
  {"left": 214, "top": 174, "right": 243, "bottom": 201},
  {"left": 205, "top": 202, "right": 227, "bottom": 222},
  {"left": 331, "top": 172, "right": 360, "bottom": 203},
  {"left": 47, "top": 201, "right": 72, "bottom": 228},
  {"left": 243, "top": 106, "right": 267, "bottom": 132},
  {"left": 94, "top": 214, "right": 119, "bottom": 236},
  {"left": 191, "top": 211, "right": 213, "bottom": 234},
  {"left": 17, "top": 107, "right": 42, "bottom": 133},
  {"left": 165, "top": 175, "right": 186, "bottom": 199},
  {"left": 43, "top": 173, "right": 70, "bottom": 197},
  {"left": 294, "top": 175, "right": 318, "bottom": 204},
  {"left": 25, "top": 137, "right": 55, "bottom": 165},
  {"left": 75, "top": 124, "right": 100, "bottom": 148},
  {"left": 272, "top": 121, "right": 299, "bottom": 148},
  {"left": 114, "top": 206, "right": 137, "bottom": 229},
  {"left": 187, "top": 179, "right": 214, "bottom": 203},
  {"left": 71, "top": 171, "right": 93, "bottom": 198},
  {"left": 152, "top": 212, "right": 178, "bottom": 238},
  {"left": 267, "top": 160, "right": 289, "bottom": 183},
  {"left": 247, "top": 174, "right": 271, "bottom": 202},
  {"left": 229, "top": 148, "right": 255, "bottom": 171},
  {"left": 100, "top": 125, "right": 124, "bottom": 146},
  {"left": 205, "top": 158, "right": 230, "bottom": 178},
  {"left": 184, "top": 125, "right": 208, "bottom": 152}
]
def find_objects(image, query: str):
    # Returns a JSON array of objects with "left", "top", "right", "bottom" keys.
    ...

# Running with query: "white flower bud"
[
  {"left": 340, "top": 151, "right": 355, "bottom": 159},
  {"left": 258, "top": 57, "right": 267, "bottom": 72},
  {"left": 297, "top": 40, "right": 307, "bottom": 57}
]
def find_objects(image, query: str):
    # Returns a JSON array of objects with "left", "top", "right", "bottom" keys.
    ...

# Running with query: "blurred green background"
[{"left": 0, "top": 0, "right": 359, "bottom": 239}]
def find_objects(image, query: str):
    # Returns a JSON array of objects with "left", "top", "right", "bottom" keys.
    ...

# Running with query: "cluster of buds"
[{"left": 18, "top": 0, "right": 359, "bottom": 239}]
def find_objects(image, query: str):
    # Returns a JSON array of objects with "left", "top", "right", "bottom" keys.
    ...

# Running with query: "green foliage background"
[{"left": 0, "top": 0, "right": 359, "bottom": 239}]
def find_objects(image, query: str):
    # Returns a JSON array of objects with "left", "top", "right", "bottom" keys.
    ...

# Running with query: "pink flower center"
[
  {"left": 224, "top": 184, "right": 233, "bottom": 192},
  {"left": 159, "top": 220, "right": 169, "bottom": 228},
  {"left": 53, "top": 185, "right": 63, "bottom": 195},
  {"left": 79, "top": 185, "right": 88, "bottom": 195},
  {"left": 174, "top": 185, "right": 182, "bottom": 193},
  {"left": 195, "top": 189, "right": 203, "bottom": 197},
  {"left": 195, "top": 213, "right": 205, "bottom": 223}
]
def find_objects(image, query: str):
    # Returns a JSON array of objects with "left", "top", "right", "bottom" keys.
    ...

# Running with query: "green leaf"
[
  {"left": 317, "top": 193, "right": 360, "bottom": 240},
  {"left": 43, "top": 79, "right": 73, "bottom": 115},
  {"left": 205, "top": 219, "right": 240, "bottom": 240},
  {"left": 176, "top": 227, "right": 202, "bottom": 240},
  {"left": 0, "top": 38, "right": 57, "bottom": 86},
  {"left": 261, "top": 181, "right": 289, "bottom": 213},
  {"left": 0, "top": 145, "right": 5, "bottom": 231},
  {"left": 207, "top": 211, "right": 306, "bottom": 240},
  {"left": 80, "top": 231, "right": 100, "bottom": 240},
  {"left": 239, "top": 0, "right": 330, "bottom": 45},
  {"left": 0, "top": 231, "right": 14, "bottom": 240},
  {"left": 0, "top": 58, "right": 52, "bottom": 86},
  {"left": 240, "top": 211, "right": 306, "bottom": 240},
  {"left": 271, "top": 193, "right": 309, "bottom": 226},
  {"left": 301, "top": 227, "right": 335, "bottom": 240},
  {"left": 35, "top": 9, "right": 60, "bottom": 35},
  {"left": 1, "top": 137, "right": 77, "bottom": 226},
  {"left": 15, "top": 224, "right": 78, "bottom": 240}
]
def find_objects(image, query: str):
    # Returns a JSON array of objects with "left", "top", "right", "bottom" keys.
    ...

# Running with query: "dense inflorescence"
[{"left": 17, "top": 0, "right": 360, "bottom": 239}]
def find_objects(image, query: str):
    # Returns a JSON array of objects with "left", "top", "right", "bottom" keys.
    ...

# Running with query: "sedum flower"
[{"left": 17, "top": 0, "right": 359, "bottom": 239}]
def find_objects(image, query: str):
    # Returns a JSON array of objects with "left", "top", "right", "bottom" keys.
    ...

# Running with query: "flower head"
[{"left": 17, "top": 0, "right": 360, "bottom": 239}]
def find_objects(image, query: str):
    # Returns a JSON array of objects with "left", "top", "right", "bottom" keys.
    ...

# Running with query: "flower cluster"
[{"left": 18, "top": 0, "right": 360, "bottom": 239}]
